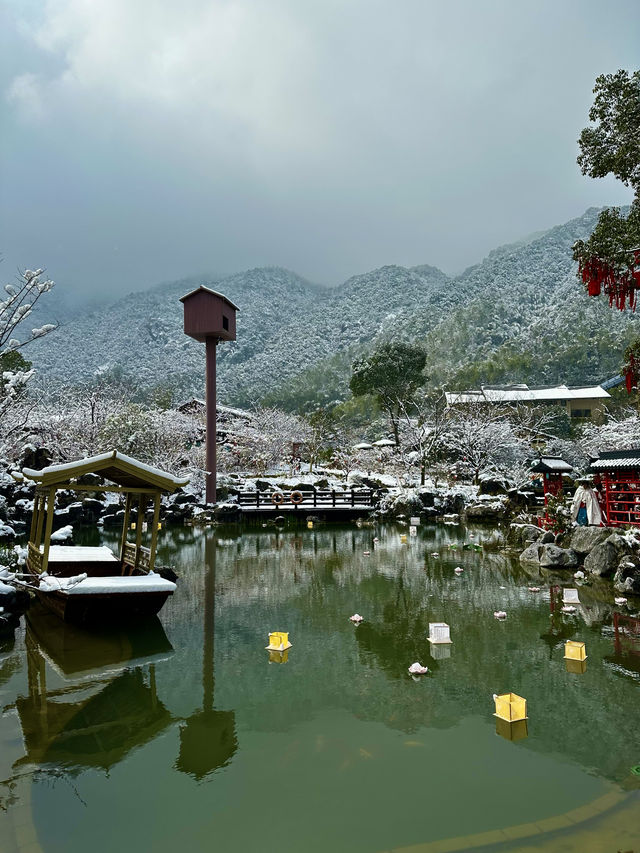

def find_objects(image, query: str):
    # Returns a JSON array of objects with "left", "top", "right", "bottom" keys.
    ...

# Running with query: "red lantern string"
[{"left": 579, "top": 252, "right": 640, "bottom": 312}]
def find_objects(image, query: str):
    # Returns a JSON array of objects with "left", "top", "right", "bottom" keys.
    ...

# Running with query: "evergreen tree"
[{"left": 349, "top": 342, "right": 427, "bottom": 445}]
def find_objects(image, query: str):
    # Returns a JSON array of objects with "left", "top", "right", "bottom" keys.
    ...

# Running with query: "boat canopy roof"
[{"left": 21, "top": 450, "right": 190, "bottom": 493}]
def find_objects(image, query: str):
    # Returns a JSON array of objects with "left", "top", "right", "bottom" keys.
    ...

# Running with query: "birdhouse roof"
[{"left": 179, "top": 286, "right": 240, "bottom": 312}]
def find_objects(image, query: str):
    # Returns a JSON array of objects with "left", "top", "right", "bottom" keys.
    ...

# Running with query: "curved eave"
[{"left": 22, "top": 450, "right": 190, "bottom": 493}]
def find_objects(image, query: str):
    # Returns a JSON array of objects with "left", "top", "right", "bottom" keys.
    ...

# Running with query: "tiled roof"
[{"left": 590, "top": 449, "right": 640, "bottom": 469}]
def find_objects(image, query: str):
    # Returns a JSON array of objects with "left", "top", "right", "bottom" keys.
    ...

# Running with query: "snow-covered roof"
[
  {"left": 590, "top": 449, "right": 640, "bottom": 470},
  {"left": 22, "top": 450, "right": 189, "bottom": 492},
  {"left": 176, "top": 398, "right": 252, "bottom": 420},
  {"left": 530, "top": 456, "right": 573, "bottom": 474},
  {"left": 179, "top": 285, "right": 240, "bottom": 311},
  {"left": 445, "top": 384, "right": 610, "bottom": 405}
]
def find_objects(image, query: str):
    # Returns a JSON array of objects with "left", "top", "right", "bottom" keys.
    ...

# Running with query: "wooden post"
[
  {"left": 35, "top": 495, "right": 45, "bottom": 548},
  {"left": 29, "top": 494, "right": 39, "bottom": 543},
  {"left": 205, "top": 336, "right": 217, "bottom": 505},
  {"left": 41, "top": 487, "right": 56, "bottom": 575},
  {"left": 135, "top": 494, "right": 145, "bottom": 570},
  {"left": 120, "top": 493, "right": 132, "bottom": 562},
  {"left": 332, "top": 489, "right": 336, "bottom": 507},
  {"left": 149, "top": 492, "right": 161, "bottom": 573}
]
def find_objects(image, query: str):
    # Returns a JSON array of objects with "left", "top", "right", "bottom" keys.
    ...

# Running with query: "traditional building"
[{"left": 445, "top": 383, "right": 610, "bottom": 421}]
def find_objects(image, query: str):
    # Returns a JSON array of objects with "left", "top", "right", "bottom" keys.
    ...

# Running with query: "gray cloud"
[{"left": 1, "top": 0, "right": 638, "bottom": 298}]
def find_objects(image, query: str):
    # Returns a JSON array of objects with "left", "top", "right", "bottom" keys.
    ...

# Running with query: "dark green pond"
[{"left": 1, "top": 522, "right": 639, "bottom": 853}]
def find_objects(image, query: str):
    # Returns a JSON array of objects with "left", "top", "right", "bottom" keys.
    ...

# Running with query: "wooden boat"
[{"left": 18, "top": 450, "right": 190, "bottom": 625}]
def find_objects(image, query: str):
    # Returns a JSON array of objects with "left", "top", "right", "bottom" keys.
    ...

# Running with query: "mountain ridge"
[{"left": 26, "top": 207, "right": 639, "bottom": 410}]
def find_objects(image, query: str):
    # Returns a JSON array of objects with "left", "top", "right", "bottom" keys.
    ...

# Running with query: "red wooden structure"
[
  {"left": 181, "top": 287, "right": 239, "bottom": 504},
  {"left": 590, "top": 449, "right": 640, "bottom": 528},
  {"left": 530, "top": 456, "right": 573, "bottom": 527}
]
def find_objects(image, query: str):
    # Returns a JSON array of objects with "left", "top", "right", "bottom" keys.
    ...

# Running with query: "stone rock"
[
  {"left": 254, "top": 480, "right": 272, "bottom": 492},
  {"left": 613, "top": 557, "right": 640, "bottom": 594},
  {"left": 102, "top": 513, "right": 120, "bottom": 527},
  {"left": 539, "top": 544, "right": 579, "bottom": 569},
  {"left": 416, "top": 489, "right": 435, "bottom": 508},
  {"left": 584, "top": 533, "right": 634, "bottom": 578},
  {"left": 314, "top": 478, "right": 329, "bottom": 489},
  {"left": 173, "top": 493, "right": 197, "bottom": 505},
  {"left": 19, "top": 445, "right": 52, "bottom": 471},
  {"left": 520, "top": 541, "right": 543, "bottom": 564},
  {"left": 464, "top": 502, "right": 507, "bottom": 522},
  {"left": 0, "top": 521, "right": 16, "bottom": 542},
  {"left": 478, "top": 475, "right": 511, "bottom": 496},
  {"left": 81, "top": 498, "right": 105, "bottom": 523},
  {"left": 508, "top": 523, "right": 540, "bottom": 547},
  {"left": 570, "top": 526, "right": 616, "bottom": 556},
  {"left": 77, "top": 473, "right": 103, "bottom": 486},
  {"left": 213, "top": 503, "right": 240, "bottom": 520},
  {"left": 540, "top": 530, "right": 555, "bottom": 545}
]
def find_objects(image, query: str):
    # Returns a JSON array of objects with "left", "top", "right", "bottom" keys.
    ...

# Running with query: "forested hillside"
[{"left": 27, "top": 207, "right": 638, "bottom": 410}]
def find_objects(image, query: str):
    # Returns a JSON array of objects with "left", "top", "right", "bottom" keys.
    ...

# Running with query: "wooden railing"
[
  {"left": 123, "top": 541, "right": 137, "bottom": 569},
  {"left": 27, "top": 542, "right": 43, "bottom": 573},
  {"left": 123, "top": 541, "right": 152, "bottom": 572},
  {"left": 236, "top": 489, "right": 375, "bottom": 510}
]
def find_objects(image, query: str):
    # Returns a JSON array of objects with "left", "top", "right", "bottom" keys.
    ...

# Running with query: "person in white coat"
[{"left": 571, "top": 477, "right": 603, "bottom": 526}]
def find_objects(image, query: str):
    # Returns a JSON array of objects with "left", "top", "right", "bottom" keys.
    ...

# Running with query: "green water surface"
[{"left": 1, "top": 522, "right": 639, "bottom": 852}]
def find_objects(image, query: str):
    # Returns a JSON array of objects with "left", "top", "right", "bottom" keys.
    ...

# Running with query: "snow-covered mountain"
[{"left": 27, "top": 208, "right": 639, "bottom": 409}]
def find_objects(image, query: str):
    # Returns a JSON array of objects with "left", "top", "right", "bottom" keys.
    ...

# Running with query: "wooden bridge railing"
[{"left": 236, "top": 489, "right": 375, "bottom": 509}]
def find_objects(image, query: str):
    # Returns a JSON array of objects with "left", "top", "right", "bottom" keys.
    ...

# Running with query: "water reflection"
[
  {"left": 495, "top": 718, "right": 529, "bottom": 742},
  {"left": 0, "top": 523, "right": 638, "bottom": 853},
  {"left": 176, "top": 534, "right": 237, "bottom": 779},
  {"left": 12, "top": 607, "right": 174, "bottom": 772}
]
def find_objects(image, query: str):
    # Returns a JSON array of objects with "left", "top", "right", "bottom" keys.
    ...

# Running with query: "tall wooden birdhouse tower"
[{"left": 180, "top": 286, "right": 239, "bottom": 504}]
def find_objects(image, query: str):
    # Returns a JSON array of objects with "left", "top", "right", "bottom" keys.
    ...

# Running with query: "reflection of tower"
[{"left": 176, "top": 533, "right": 237, "bottom": 779}]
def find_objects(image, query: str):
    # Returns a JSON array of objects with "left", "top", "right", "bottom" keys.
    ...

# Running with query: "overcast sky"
[{"left": 1, "top": 0, "right": 638, "bottom": 300}]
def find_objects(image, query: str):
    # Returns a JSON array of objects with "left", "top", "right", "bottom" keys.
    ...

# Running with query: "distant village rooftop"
[
  {"left": 445, "top": 383, "right": 610, "bottom": 421},
  {"left": 445, "top": 384, "right": 610, "bottom": 405}
]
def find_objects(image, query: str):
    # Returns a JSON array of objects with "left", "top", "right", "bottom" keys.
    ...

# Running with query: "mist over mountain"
[{"left": 27, "top": 208, "right": 638, "bottom": 410}]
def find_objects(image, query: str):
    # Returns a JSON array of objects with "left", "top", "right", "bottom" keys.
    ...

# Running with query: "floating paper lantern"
[
  {"left": 428, "top": 622, "right": 452, "bottom": 644},
  {"left": 493, "top": 692, "right": 527, "bottom": 722},
  {"left": 266, "top": 631, "right": 292, "bottom": 651},
  {"left": 564, "top": 640, "right": 587, "bottom": 661}
]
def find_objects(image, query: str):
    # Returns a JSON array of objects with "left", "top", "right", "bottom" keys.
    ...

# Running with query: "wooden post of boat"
[
  {"left": 135, "top": 494, "right": 145, "bottom": 571},
  {"left": 29, "top": 494, "right": 39, "bottom": 543},
  {"left": 149, "top": 492, "right": 161, "bottom": 569},
  {"left": 41, "top": 486, "right": 56, "bottom": 575},
  {"left": 34, "top": 494, "right": 45, "bottom": 553},
  {"left": 120, "top": 493, "right": 132, "bottom": 562}
]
